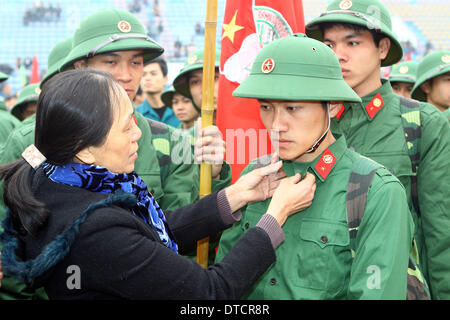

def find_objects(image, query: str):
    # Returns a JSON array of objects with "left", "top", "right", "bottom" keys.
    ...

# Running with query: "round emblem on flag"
[
  {"left": 373, "top": 98, "right": 382, "bottom": 107},
  {"left": 117, "top": 20, "right": 131, "bottom": 33},
  {"left": 399, "top": 65, "right": 409, "bottom": 74},
  {"left": 261, "top": 58, "right": 275, "bottom": 74},
  {"left": 339, "top": 0, "right": 352, "bottom": 10},
  {"left": 323, "top": 154, "right": 334, "bottom": 164},
  {"left": 442, "top": 54, "right": 450, "bottom": 64}
]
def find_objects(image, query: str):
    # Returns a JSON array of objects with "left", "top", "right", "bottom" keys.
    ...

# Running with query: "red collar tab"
[
  {"left": 365, "top": 92, "right": 384, "bottom": 119},
  {"left": 314, "top": 148, "right": 337, "bottom": 180},
  {"left": 336, "top": 104, "right": 345, "bottom": 120}
]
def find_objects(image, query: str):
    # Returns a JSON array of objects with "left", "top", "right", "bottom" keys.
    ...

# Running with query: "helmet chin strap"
[{"left": 305, "top": 103, "right": 331, "bottom": 154}]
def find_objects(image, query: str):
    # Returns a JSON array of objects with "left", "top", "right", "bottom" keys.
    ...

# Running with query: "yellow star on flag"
[{"left": 222, "top": 10, "right": 244, "bottom": 43}]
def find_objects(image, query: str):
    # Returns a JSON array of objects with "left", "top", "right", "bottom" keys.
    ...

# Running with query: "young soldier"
[
  {"left": 137, "top": 57, "right": 180, "bottom": 127},
  {"left": 172, "top": 49, "right": 220, "bottom": 124},
  {"left": 161, "top": 85, "right": 199, "bottom": 131},
  {"left": 216, "top": 34, "right": 414, "bottom": 299},
  {"left": 389, "top": 61, "right": 418, "bottom": 99},
  {"left": 306, "top": 0, "right": 450, "bottom": 299},
  {"left": 411, "top": 50, "right": 450, "bottom": 115}
]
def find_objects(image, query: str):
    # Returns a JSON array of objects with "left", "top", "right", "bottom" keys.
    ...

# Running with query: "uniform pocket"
[{"left": 292, "top": 218, "right": 350, "bottom": 291}]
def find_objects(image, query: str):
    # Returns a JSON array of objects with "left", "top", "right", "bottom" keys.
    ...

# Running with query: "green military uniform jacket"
[
  {"left": 216, "top": 135, "right": 413, "bottom": 299},
  {"left": 0, "top": 100, "right": 20, "bottom": 149},
  {"left": 442, "top": 108, "right": 450, "bottom": 123},
  {"left": 330, "top": 80, "right": 450, "bottom": 299}
]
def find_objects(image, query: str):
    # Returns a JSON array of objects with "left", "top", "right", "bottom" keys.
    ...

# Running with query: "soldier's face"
[
  {"left": 259, "top": 100, "right": 332, "bottom": 162},
  {"left": 422, "top": 73, "right": 450, "bottom": 112},
  {"left": 85, "top": 50, "right": 144, "bottom": 101},
  {"left": 322, "top": 25, "right": 390, "bottom": 97},
  {"left": 188, "top": 69, "right": 219, "bottom": 110},
  {"left": 172, "top": 92, "right": 199, "bottom": 124},
  {"left": 391, "top": 82, "right": 414, "bottom": 99}
]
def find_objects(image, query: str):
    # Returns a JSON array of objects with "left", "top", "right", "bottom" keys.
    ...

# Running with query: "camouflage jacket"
[
  {"left": 216, "top": 135, "right": 414, "bottom": 299},
  {"left": 331, "top": 80, "right": 450, "bottom": 299}
]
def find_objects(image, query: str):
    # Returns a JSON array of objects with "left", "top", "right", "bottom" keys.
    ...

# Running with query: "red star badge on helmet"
[
  {"left": 261, "top": 58, "right": 275, "bottom": 74},
  {"left": 118, "top": 20, "right": 131, "bottom": 33}
]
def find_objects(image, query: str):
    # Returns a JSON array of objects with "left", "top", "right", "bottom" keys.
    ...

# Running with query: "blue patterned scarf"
[{"left": 41, "top": 162, "right": 178, "bottom": 253}]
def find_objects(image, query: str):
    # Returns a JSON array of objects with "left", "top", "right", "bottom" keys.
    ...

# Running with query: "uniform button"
[
  {"left": 245, "top": 222, "right": 250, "bottom": 229},
  {"left": 270, "top": 278, "right": 277, "bottom": 285},
  {"left": 320, "top": 236, "right": 328, "bottom": 244}
]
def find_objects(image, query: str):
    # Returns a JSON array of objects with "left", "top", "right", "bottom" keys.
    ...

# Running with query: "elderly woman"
[{"left": 0, "top": 69, "right": 316, "bottom": 299}]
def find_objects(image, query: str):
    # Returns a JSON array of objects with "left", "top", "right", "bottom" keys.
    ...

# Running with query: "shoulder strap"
[
  {"left": 399, "top": 96, "right": 422, "bottom": 217},
  {"left": 346, "top": 154, "right": 430, "bottom": 300},
  {"left": 346, "top": 156, "right": 382, "bottom": 256}
]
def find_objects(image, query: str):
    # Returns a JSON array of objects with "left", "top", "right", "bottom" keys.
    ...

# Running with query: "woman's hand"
[
  {"left": 225, "top": 153, "right": 287, "bottom": 212},
  {"left": 267, "top": 172, "right": 316, "bottom": 226}
]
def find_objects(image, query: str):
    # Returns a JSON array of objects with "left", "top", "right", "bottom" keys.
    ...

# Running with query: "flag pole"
[{"left": 197, "top": 0, "right": 218, "bottom": 268}]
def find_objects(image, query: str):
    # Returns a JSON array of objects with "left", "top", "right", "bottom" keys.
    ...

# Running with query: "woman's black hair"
[{"left": 0, "top": 68, "right": 121, "bottom": 236}]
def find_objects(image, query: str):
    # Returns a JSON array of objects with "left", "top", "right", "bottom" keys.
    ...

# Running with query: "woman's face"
[{"left": 85, "top": 85, "right": 142, "bottom": 173}]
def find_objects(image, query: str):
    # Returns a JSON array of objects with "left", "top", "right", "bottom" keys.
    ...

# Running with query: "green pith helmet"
[
  {"left": 11, "top": 83, "right": 41, "bottom": 119},
  {"left": 160, "top": 85, "right": 176, "bottom": 107},
  {"left": 41, "top": 36, "right": 73, "bottom": 87},
  {"left": 411, "top": 50, "right": 450, "bottom": 102},
  {"left": 60, "top": 8, "right": 163, "bottom": 70},
  {"left": 305, "top": 0, "right": 403, "bottom": 67},
  {"left": 233, "top": 34, "right": 361, "bottom": 103},
  {"left": 172, "top": 49, "right": 220, "bottom": 100},
  {"left": 0, "top": 71, "right": 8, "bottom": 83},
  {"left": 389, "top": 61, "right": 418, "bottom": 84}
]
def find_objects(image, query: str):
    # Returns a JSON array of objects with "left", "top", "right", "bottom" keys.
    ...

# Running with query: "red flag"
[
  {"left": 30, "top": 55, "right": 41, "bottom": 84},
  {"left": 217, "top": 0, "right": 305, "bottom": 182}
]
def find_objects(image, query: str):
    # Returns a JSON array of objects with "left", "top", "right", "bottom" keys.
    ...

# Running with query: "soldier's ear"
[
  {"left": 73, "top": 59, "right": 88, "bottom": 69},
  {"left": 328, "top": 102, "right": 343, "bottom": 118},
  {"left": 378, "top": 37, "right": 391, "bottom": 61}
]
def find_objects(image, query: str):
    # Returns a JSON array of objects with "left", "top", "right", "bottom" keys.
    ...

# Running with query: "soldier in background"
[
  {"left": 411, "top": 50, "right": 450, "bottom": 118},
  {"left": 161, "top": 85, "right": 199, "bottom": 131},
  {"left": 389, "top": 61, "right": 418, "bottom": 99}
]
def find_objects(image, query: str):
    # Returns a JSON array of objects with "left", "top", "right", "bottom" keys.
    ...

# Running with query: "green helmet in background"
[
  {"left": 60, "top": 8, "right": 163, "bottom": 70},
  {"left": 172, "top": 49, "right": 220, "bottom": 100},
  {"left": 305, "top": 0, "right": 403, "bottom": 67},
  {"left": 41, "top": 36, "right": 73, "bottom": 87},
  {"left": 11, "top": 83, "right": 40, "bottom": 120},
  {"left": 160, "top": 85, "right": 176, "bottom": 108},
  {"left": 233, "top": 34, "right": 361, "bottom": 103},
  {"left": 389, "top": 61, "right": 418, "bottom": 84},
  {"left": 411, "top": 50, "right": 450, "bottom": 102}
]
